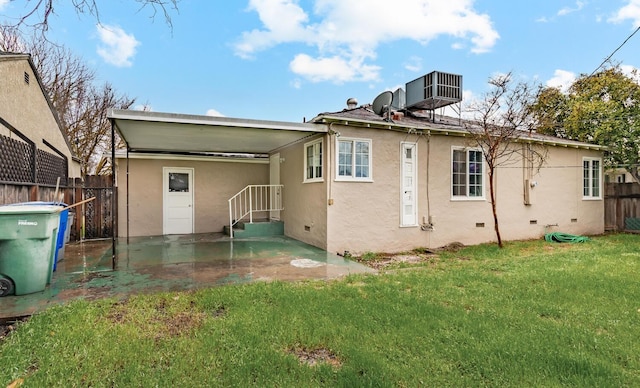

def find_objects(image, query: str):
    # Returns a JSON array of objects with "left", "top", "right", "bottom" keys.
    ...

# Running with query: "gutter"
[{"left": 316, "top": 115, "right": 607, "bottom": 152}]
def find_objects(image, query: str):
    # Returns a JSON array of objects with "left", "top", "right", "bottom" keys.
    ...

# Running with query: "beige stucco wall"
[
  {"left": 277, "top": 135, "right": 328, "bottom": 249},
  {"left": 0, "top": 56, "right": 78, "bottom": 178},
  {"left": 325, "top": 124, "right": 605, "bottom": 255},
  {"left": 116, "top": 156, "right": 269, "bottom": 237}
]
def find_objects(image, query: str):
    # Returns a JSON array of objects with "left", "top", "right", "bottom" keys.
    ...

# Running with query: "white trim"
[
  {"left": 113, "top": 152, "right": 269, "bottom": 164},
  {"left": 303, "top": 138, "right": 324, "bottom": 183},
  {"left": 335, "top": 137, "right": 373, "bottom": 182},
  {"left": 450, "top": 147, "right": 486, "bottom": 201},
  {"left": 317, "top": 115, "right": 607, "bottom": 151},
  {"left": 400, "top": 142, "right": 418, "bottom": 227},
  {"left": 269, "top": 154, "right": 281, "bottom": 220},
  {"left": 110, "top": 108, "right": 326, "bottom": 134},
  {"left": 582, "top": 157, "right": 603, "bottom": 200}
]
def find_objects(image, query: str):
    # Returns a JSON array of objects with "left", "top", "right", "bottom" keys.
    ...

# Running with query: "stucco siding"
[
  {"left": 325, "top": 124, "right": 605, "bottom": 255},
  {"left": 0, "top": 56, "right": 77, "bottom": 177},
  {"left": 277, "top": 135, "right": 328, "bottom": 249},
  {"left": 116, "top": 157, "right": 269, "bottom": 237}
]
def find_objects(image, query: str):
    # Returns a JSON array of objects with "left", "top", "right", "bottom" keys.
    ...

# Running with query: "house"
[
  {"left": 110, "top": 73, "right": 605, "bottom": 255},
  {"left": 605, "top": 167, "right": 637, "bottom": 184},
  {"left": 0, "top": 52, "right": 81, "bottom": 201}
]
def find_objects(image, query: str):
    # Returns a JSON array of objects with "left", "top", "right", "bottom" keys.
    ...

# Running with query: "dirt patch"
[
  {"left": 106, "top": 297, "right": 208, "bottom": 340},
  {"left": 355, "top": 252, "right": 439, "bottom": 270},
  {"left": 354, "top": 243, "right": 466, "bottom": 270},
  {"left": 288, "top": 346, "right": 342, "bottom": 368},
  {"left": 438, "top": 242, "right": 465, "bottom": 252},
  {"left": 0, "top": 316, "right": 29, "bottom": 343}
]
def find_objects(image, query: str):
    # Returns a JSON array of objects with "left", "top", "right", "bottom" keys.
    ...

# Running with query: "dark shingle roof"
[{"left": 311, "top": 105, "right": 605, "bottom": 150}]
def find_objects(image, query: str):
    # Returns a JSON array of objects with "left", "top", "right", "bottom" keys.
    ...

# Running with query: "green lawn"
[{"left": 1, "top": 233, "right": 639, "bottom": 387}]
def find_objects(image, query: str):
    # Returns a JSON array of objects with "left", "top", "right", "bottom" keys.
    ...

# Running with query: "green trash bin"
[{"left": 0, "top": 204, "right": 60, "bottom": 296}]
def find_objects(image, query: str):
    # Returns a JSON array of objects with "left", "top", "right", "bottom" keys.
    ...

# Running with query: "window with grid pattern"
[
  {"left": 304, "top": 139, "right": 323, "bottom": 182},
  {"left": 337, "top": 138, "right": 372, "bottom": 181},
  {"left": 583, "top": 157, "right": 601, "bottom": 199},
  {"left": 452, "top": 148, "right": 484, "bottom": 199}
]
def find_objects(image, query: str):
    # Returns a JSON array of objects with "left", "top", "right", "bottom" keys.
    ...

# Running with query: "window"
[
  {"left": 583, "top": 157, "right": 602, "bottom": 199},
  {"left": 304, "top": 139, "right": 323, "bottom": 182},
  {"left": 452, "top": 148, "right": 484, "bottom": 199},
  {"left": 337, "top": 138, "right": 372, "bottom": 181}
]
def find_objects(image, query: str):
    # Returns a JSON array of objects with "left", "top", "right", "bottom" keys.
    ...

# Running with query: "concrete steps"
[{"left": 224, "top": 219, "right": 284, "bottom": 238}]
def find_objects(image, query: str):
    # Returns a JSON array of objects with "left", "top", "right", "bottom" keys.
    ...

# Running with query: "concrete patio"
[{"left": 0, "top": 234, "right": 374, "bottom": 319}]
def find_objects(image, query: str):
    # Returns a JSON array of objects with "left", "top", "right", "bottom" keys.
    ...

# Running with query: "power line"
[{"left": 589, "top": 25, "right": 640, "bottom": 77}]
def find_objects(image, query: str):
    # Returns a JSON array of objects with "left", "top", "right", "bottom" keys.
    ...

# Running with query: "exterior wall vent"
[
  {"left": 24, "top": 71, "right": 30, "bottom": 85},
  {"left": 405, "top": 71, "right": 462, "bottom": 110}
]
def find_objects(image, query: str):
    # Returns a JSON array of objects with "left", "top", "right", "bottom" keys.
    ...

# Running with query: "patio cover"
[
  {"left": 106, "top": 109, "right": 327, "bottom": 270},
  {"left": 108, "top": 109, "right": 326, "bottom": 155}
]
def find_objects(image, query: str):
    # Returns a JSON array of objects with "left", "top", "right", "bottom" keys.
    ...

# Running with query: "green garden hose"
[{"left": 544, "top": 232, "right": 590, "bottom": 243}]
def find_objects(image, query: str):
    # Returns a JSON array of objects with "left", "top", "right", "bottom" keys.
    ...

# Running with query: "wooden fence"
[
  {"left": 0, "top": 175, "right": 115, "bottom": 240},
  {"left": 604, "top": 182, "right": 640, "bottom": 231}
]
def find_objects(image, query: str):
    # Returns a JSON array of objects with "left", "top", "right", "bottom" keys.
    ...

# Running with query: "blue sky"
[{"left": 2, "top": 0, "right": 640, "bottom": 122}]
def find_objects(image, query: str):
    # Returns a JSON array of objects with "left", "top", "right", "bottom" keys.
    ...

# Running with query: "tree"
[
  {"left": 531, "top": 66, "right": 640, "bottom": 182},
  {"left": 3, "top": 0, "right": 179, "bottom": 33},
  {"left": 465, "top": 72, "right": 547, "bottom": 248},
  {"left": 1, "top": 25, "right": 135, "bottom": 174}
]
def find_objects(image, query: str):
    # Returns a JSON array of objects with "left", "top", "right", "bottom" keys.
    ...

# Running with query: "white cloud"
[
  {"left": 289, "top": 54, "right": 380, "bottom": 83},
  {"left": 404, "top": 56, "right": 423, "bottom": 73},
  {"left": 620, "top": 64, "right": 640, "bottom": 83},
  {"left": 558, "top": 1, "right": 585, "bottom": 16},
  {"left": 96, "top": 24, "right": 140, "bottom": 67},
  {"left": 546, "top": 69, "right": 576, "bottom": 92},
  {"left": 206, "top": 109, "right": 225, "bottom": 117},
  {"left": 235, "top": 0, "right": 499, "bottom": 83},
  {"left": 609, "top": 0, "right": 640, "bottom": 27},
  {"left": 0, "top": 0, "right": 9, "bottom": 11}
]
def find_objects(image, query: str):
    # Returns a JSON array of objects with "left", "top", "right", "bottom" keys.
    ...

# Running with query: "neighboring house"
[
  {"left": 110, "top": 72, "right": 605, "bottom": 254},
  {"left": 0, "top": 52, "right": 81, "bottom": 198},
  {"left": 605, "top": 168, "right": 637, "bottom": 184}
]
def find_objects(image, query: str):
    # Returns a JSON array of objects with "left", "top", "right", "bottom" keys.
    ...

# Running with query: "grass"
[{"left": 1, "top": 233, "right": 640, "bottom": 386}]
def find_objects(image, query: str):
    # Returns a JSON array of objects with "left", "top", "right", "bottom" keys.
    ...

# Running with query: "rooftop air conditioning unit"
[{"left": 405, "top": 71, "right": 462, "bottom": 110}]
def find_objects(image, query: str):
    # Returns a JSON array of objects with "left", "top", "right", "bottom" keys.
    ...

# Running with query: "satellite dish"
[{"left": 372, "top": 91, "right": 393, "bottom": 116}]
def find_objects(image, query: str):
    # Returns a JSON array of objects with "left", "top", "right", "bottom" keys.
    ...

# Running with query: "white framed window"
[
  {"left": 336, "top": 138, "right": 372, "bottom": 181},
  {"left": 304, "top": 139, "right": 323, "bottom": 183},
  {"left": 583, "top": 157, "right": 602, "bottom": 199},
  {"left": 451, "top": 147, "right": 484, "bottom": 199}
]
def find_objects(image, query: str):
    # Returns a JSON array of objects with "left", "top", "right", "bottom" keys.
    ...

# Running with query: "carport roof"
[{"left": 108, "top": 109, "right": 326, "bottom": 154}]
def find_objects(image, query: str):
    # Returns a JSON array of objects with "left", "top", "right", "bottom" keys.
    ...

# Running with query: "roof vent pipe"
[{"left": 346, "top": 98, "right": 358, "bottom": 109}]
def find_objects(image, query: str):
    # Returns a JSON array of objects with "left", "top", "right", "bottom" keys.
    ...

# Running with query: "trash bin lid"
[
  {"left": 9, "top": 201, "right": 68, "bottom": 207},
  {"left": 0, "top": 204, "right": 61, "bottom": 214}
]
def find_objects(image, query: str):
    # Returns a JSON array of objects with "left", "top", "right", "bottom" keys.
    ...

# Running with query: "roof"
[
  {"left": 109, "top": 109, "right": 326, "bottom": 155},
  {"left": 0, "top": 52, "right": 80, "bottom": 162},
  {"left": 312, "top": 105, "right": 606, "bottom": 151}
]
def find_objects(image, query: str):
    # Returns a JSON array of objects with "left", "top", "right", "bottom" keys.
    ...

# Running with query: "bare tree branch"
[
  {"left": 1, "top": 26, "right": 135, "bottom": 175},
  {"left": 465, "top": 72, "right": 548, "bottom": 248},
  {"left": 3, "top": 0, "right": 179, "bottom": 34}
]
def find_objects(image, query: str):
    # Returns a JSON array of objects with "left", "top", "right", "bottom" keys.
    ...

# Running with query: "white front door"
[
  {"left": 401, "top": 142, "right": 417, "bottom": 226},
  {"left": 269, "top": 153, "right": 281, "bottom": 220},
  {"left": 163, "top": 167, "right": 194, "bottom": 235}
]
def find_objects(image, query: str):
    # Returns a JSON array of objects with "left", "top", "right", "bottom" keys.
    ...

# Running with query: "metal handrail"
[{"left": 228, "top": 184, "right": 283, "bottom": 238}]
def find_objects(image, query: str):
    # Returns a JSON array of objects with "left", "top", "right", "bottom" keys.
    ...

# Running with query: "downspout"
[
  {"left": 421, "top": 130, "right": 434, "bottom": 231},
  {"left": 110, "top": 119, "right": 117, "bottom": 270},
  {"left": 328, "top": 123, "right": 335, "bottom": 206}
]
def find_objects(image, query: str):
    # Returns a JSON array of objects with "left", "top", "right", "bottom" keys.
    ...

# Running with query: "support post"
[{"left": 111, "top": 119, "right": 117, "bottom": 270}]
